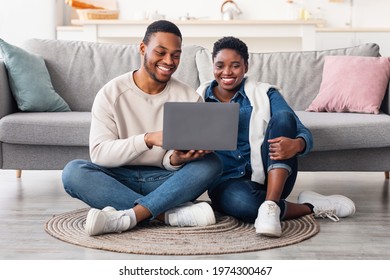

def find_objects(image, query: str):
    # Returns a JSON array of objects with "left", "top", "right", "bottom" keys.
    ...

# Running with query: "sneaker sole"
[
  {"left": 255, "top": 221, "right": 282, "bottom": 237},
  {"left": 298, "top": 191, "right": 356, "bottom": 217},
  {"left": 256, "top": 227, "right": 282, "bottom": 237}
]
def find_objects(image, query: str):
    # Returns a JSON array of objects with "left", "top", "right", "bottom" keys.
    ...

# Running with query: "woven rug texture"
[{"left": 45, "top": 208, "right": 319, "bottom": 255}]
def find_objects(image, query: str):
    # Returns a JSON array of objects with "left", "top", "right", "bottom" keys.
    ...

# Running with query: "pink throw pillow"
[{"left": 306, "top": 56, "right": 390, "bottom": 114}]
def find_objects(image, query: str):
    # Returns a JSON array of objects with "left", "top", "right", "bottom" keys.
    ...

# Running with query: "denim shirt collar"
[{"left": 205, "top": 78, "right": 248, "bottom": 103}]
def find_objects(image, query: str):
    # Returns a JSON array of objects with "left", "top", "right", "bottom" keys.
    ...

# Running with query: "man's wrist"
[
  {"left": 144, "top": 133, "right": 152, "bottom": 149},
  {"left": 169, "top": 153, "right": 181, "bottom": 166}
]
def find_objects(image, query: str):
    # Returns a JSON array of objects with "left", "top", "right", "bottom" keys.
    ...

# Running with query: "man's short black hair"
[
  {"left": 142, "top": 20, "right": 182, "bottom": 45},
  {"left": 212, "top": 36, "right": 249, "bottom": 65}
]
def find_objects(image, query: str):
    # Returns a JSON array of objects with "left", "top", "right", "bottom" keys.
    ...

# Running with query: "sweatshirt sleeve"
[
  {"left": 162, "top": 150, "right": 183, "bottom": 171},
  {"left": 89, "top": 91, "right": 150, "bottom": 167}
]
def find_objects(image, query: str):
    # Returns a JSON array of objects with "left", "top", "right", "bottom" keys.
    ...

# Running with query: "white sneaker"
[
  {"left": 102, "top": 206, "right": 116, "bottom": 212},
  {"left": 297, "top": 191, "right": 356, "bottom": 222},
  {"left": 254, "top": 201, "right": 282, "bottom": 237},
  {"left": 85, "top": 207, "right": 131, "bottom": 236},
  {"left": 165, "top": 202, "right": 216, "bottom": 227}
]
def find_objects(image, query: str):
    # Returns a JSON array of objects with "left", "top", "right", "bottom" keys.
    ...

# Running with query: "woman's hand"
[{"left": 268, "top": 137, "right": 305, "bottom": 160}]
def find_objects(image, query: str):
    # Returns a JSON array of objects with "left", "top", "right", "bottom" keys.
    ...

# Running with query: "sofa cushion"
[
  {"left": 22, "top": 39, "right": 203, "bottom": 112},
  {"left": 306, "top": 56, "right": 390, "bottom": 114},
  {"left": 0, "top": 112, "right": 90, "bottom": 146},
  {"left": 196, "top": 48, "right": 213, "bottom": 86},
  {"left": 0, "top": 39, "right": 71, "bottom": 112},
  {"left": 195, "top": 43, "right": 381, "bottom": 110},
  {"left": 0, "top": 59, "right": 17, "bottom": 119},
  {"left": 173, "top": 45, "right": 203, "bottom": 90},
  {"left": 22, "top": 39, "right": 141, "bottom": 112},
  {"left": 296, "top": 111, "right": 390, "bottom": 151}
]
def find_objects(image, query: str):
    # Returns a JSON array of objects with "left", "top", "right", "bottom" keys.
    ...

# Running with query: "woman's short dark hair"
[
  {"left": 212, "top": 36, "right": 249, "bottom": 64},
  {"left": 142, "top": 20, "right": 182, "bottom": 45}
]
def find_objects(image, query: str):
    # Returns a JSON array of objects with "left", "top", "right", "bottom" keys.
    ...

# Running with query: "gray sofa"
[{"left": 0, "top": 39, "right": 389, "bottom": 178}]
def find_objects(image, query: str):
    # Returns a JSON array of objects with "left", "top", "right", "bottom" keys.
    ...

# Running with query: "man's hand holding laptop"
[
  {"left": 144, "top": 130, "right": 212, "bottom": 166},
  {"left": 169, "top": 150, "right": 213, "bottom": 166}
]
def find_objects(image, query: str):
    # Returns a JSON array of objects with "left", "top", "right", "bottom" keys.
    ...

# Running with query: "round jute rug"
[{"left": 45, "top": 208, "right": 319, "bottom": 255}]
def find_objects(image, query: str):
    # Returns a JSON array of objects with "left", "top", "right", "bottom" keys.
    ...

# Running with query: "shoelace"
[
  {"left": 267, "top": 204, "right": 278, "bottom": 216},
  {"left": 314, "top": 209, "right": 340, "bottom": 222}
]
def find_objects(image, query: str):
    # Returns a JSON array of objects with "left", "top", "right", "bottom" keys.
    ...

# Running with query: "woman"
[{"left": 197, "top": 36, "right": 356, "bottom": 237}]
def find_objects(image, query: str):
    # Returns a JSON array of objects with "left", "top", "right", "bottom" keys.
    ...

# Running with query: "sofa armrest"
[
  {"left": 381, "top": 82, "right": 390, "bottom": 115},
  {"left": 0, "top": 59, "right": 18, "bottom": 119}
]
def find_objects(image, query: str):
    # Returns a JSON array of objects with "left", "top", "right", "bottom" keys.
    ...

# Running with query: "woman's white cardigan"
[{"left": 197, "top": 79, "right": 277, "bottom": 184}]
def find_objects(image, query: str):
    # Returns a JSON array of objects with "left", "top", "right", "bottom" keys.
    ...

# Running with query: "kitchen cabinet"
[
  {"left": 316, "top": 28, "right": 390, "bottom": 57},
  {"left": 57, "top": 19, "right": 324, "bottom": 52}
]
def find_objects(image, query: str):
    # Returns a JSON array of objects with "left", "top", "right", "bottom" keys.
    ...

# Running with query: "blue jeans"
[
  {"left": 62, "top": 153, "right": 222, "bottom": 219},
  {"left": 209, "top": 111, "right": 299, "bottom": 223}
]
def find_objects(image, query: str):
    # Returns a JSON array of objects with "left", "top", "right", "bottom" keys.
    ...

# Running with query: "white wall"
[
  {"left": 351, "top": 0, "right": 390, "bottom": 27},
  {"left": 0, "top": 0, "right": 64, "bottom": 46},
  {"left": 113, "top": 0, "right": 390, "bottom": 28},
  {"left": 1, "top": 0, "right": 390, "bottom": 46}
]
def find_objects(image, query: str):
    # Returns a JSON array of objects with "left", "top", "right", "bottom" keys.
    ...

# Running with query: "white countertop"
[
  {"left": 61, "top": 19, "right": 390, "bottom": 32},
  {"left": 317, "top": 27, "right": 390, "bottom": 32},
  {"left": 58, "top": 24, "right": 390, "bottom": 33},
  {"left": 70, "top": 19, "right": 325, "bottom": 27},
  {"left": 57, "top": 19, "right": 326, "bottom": 52}
]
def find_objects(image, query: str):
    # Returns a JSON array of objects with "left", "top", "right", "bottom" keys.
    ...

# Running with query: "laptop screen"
[{"left": 162, "top": 102, "right": 239, "bottom": 151}]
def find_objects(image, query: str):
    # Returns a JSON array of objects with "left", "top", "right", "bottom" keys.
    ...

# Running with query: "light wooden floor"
[{"left": 0, "top": 169, "right": 389, "bottom": 260}]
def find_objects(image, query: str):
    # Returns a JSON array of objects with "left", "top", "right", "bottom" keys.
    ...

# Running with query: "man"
[{"left": 62, "top": 20, "right": 222, "bottom": 236}]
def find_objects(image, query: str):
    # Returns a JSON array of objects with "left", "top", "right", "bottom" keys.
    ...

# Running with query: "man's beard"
[{"left": 143, "top": 54, "right": 171, "bottom": 84}]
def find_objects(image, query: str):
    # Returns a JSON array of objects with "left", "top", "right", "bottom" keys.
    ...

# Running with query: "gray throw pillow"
[{"left": 0, "top": 38, "right": 70, "bottom": 112}]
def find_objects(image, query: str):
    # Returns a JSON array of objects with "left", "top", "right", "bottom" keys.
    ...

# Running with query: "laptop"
[{"left": 162, "top": 102, "right": 239, "bottom": 151}]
